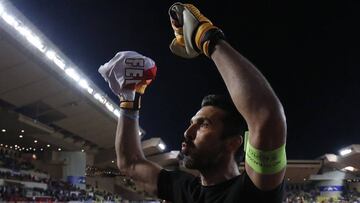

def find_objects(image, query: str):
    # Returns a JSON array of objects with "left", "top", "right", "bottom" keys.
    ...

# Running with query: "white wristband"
[{"left": 120, "top": 109, "right": 139, "bottom": 120}]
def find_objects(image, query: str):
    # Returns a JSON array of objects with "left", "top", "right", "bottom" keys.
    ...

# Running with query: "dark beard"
[
  {"left": 178, "top": 151, "right": 213, "bottom": 170},
  {"left": 178, "top": 151, "right": 197, "bottom": 169},
  {"left": 178, "top": 142, "right": 225, "bottom": 170}
]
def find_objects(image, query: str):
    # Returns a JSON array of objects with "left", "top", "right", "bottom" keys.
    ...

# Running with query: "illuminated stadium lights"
[
  {"left": 47, "top": 144, "right": 50, "bottom": 147},
  {"left": 81, "top": 149, "right": 84, "bottom": 152},
  {"left": 1, "top": 129, "right": 5, "bottom": 132},
  {"left": 45, "top": 50, "right": 65, "bottom": 70},
  {"left": 339, "top": 148, "right": 352, "bottom": 156},
  {"left": 94, "top": 93, "right": 106, "bottom": 104},
  {"left": 4, "top": 145, "right": 7, "bottom": 148},
  {"left": 58, "top": 148, "right": 62, "bottom": 151},
  {"left": 0, "top": 3, "right": 122, "bottom": 120},
  {"left": 113, "top": 109, "right": 120, "bottom": 118},
  {"left": 65, "top": 68, "right": 80, "bottom": 82},
  {"left": 158, "top": 143, "right": 166, "bottom": 151},
  {"left": 40, "top": 148, "right": 43, "bottom": 151},
  {"left": 53, "top": 54, "right": 66, "bottom": 69},
  {"left": 34, "top": 140, "right": 38, "bottom": 143},
  {"left": 78, "top": 79, "right": 94, "bottom": 94},
  {"left": 111, "top": 160, "right": 115, "bottom": 163},
  {"left": 1, "top": 12, "right": 18, "bottom": 28},
  {"left": 105, "top": 102, "right": 114, "bottom": 112},
  {"left": 0, "top": 6, "right": 46, "bottom": 53},
  {"left": 0, "top": 144, "right": 2, "bottom": 146},
  {"left": 21, "top": 129, "right": 24, "bottom": 133},
  {"left": 343, "top": 166, "right": 357, "bottom": 172},
  {"left": 19, "top": 135, "right": 23, "bottom": 138},
  {"left": 16, "top": 25, "right": 45, "bottom": 52},
  {"left": 45, "top": 50, "right": 55, "bottom": 59}
]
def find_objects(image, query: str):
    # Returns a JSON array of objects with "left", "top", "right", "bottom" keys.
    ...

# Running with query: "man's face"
[{"left": 181, "top": 106, "right": 228, "bottom": 170}]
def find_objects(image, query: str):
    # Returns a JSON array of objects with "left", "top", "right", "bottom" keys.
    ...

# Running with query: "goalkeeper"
[{"left": 98, "top": 2, "right": 287, "bottom": 203}]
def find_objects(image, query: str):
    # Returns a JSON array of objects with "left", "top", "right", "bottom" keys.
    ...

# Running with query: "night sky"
[{"left": 10, "top": 0, "right": 360, "bottom": 159}]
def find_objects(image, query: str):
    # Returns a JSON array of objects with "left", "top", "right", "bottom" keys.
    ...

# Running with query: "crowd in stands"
[
  {"left": 0, "top": 148, "right": 124, "bottom": 202},
  {"left": 284, "top": 184, "right": 360, "bottom": 203},
  {"left": 0, "top": 148, "right": 359, "bottom": 202}
]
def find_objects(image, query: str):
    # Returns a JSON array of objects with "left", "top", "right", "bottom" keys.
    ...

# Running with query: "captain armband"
[{"left": 244, "top": 131, "right": 287, "bottom": 174}]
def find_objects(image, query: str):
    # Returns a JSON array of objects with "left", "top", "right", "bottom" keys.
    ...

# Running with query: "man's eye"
[{"left": 200, "top": 122, "right": 209, "bottom": 128}]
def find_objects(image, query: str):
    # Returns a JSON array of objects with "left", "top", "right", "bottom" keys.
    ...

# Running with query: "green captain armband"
[{"left": 244, "top": 131, "right": 287, "bottom": 174}]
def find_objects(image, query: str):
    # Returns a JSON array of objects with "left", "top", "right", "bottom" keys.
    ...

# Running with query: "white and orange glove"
[
  {"left": 169, "top": 2, "right": 225, "bottom": 58},
  {"left": 98, "top": 51, "right": 157, "bottom": 110}
]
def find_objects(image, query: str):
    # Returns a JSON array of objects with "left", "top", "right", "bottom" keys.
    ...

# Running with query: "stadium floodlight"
[
  {"left": 25, "top": 31, "right": 45, "bottom": 52},
  {"left": 105, "top": 102, "right": 114, "bottom": 112},
  {"left": 78, "top": 79, "right": 94, "bottom": 94},
  {"left": 339, "top": 148, "right": 352, "bottom": 156},
  {"left": 113, "top": 109, "right": 120, "bottom": 118},
  {"left": 1, "top": 12, "right": 18, "bottom": 27},
  {"left": 1, "top": 129, "right": 5, "bottom": 132},
  {"left": 16, "top": 25, "right": 45, "bottom": 52},
  {"left": 158, "top": 143, "right": 166, "bottom": 151},
  {"left": 45, "top": 50, "right": 56, "bottom": 60},
  {"left": 53, "top": 55, "right": 66, "bottom": 70},
  {"left": 65, "top": 68, "right": 81, "bottom": 82},
  {"left": 343, "top": 166, "right": 356, "bottom": 172},
  {"left": 0, "top": 5, "right": 46, "bottom": 52},
  {"left": 94, "top": 93, "right": 107, "bottom": 104}
]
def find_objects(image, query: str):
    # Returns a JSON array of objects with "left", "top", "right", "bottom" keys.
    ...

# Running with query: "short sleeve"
[
  {"left": 157, "top": 169, "right": 196, "bottom": 202},
  {"left": 242, "top": 171, "right": 285, "bottom": 202}
]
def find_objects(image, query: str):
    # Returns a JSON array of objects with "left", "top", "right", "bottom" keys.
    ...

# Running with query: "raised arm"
[
  {"left": 116, "top": 109, "right": 162, "bottom": 195},
  {"left": 211, "top": 40, "right": 287, "bottom": 190},
  {"left": 168, "top": 3, "right": 286, "bottom": 190},
  {"left": 98, "top": 51, "right": 162, "bottom": 196}
]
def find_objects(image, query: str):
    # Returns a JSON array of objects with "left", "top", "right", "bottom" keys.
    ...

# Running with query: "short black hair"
[{"left": 201, "top": 94, "right": 247, "bottom": 163}]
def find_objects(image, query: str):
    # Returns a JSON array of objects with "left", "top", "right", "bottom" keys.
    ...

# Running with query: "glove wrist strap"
[
  {"left": 200, "top": 28, "right": 226, "bottom": 57},
  {"left": 120, "top": 92, "right": 142, "bottom": 110}
]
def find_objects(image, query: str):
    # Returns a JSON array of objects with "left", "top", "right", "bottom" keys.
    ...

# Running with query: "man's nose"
[{"left": 184, "top": 124, "right": 197, "bottom": 140}]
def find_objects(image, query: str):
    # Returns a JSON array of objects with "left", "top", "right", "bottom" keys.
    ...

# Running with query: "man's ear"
[{"left": 226, "top": 135, "right": 243, "bottom": 152}]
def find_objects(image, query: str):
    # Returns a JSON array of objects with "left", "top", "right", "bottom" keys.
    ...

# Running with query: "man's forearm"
[
  {"left": 115, "top": 110, "right": 145, "bottom": 172},
  {"left": 211, "top": 40, "right": 286, "bottom": 148}
]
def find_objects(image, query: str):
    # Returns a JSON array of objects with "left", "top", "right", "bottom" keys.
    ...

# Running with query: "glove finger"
[
  {"left": 170, "top": 38, "right": 198, "bottom": 59},
  {"left": 169, "top": 3, "right": 184, "bottom": 26}
]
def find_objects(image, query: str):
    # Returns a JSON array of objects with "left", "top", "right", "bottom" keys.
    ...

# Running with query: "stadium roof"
[{"left": 0, "top": 0, "right": 134, "bottom": 155}]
